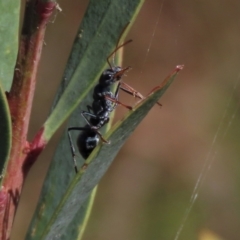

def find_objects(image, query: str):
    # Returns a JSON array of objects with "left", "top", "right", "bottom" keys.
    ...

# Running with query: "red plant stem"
[{"left": 0, "top": 2, "right": 57, "bottom": 239}]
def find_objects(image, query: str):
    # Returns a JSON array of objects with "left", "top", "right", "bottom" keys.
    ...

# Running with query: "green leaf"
[
  {"left": 27, "top": 66, "right": 183, "bottom": 240},
  {"left": 43, "top": 0, "right": 144, "bottom": 141},
  {"left": 27, "top": 0, "right": 144, "bottom": 239},
  {"left": 64, "top": 187, "right": 98, "bottom": 240},
  {"left": 0, "top": 1, "right": 20, "bottom": 91},
  {"left": 0, "top": 84, "right": 12, "bottom": 180}
]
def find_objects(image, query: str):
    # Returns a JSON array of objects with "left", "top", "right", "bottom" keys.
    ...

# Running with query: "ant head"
[
  {"left": 99, "top": 66, "right": 131, "bottom": 86},
  {"left": 99, "top": 66, "right": 122, "bottom": 85}
]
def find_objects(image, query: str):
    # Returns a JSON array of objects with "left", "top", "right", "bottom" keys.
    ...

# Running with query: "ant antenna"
[
  {"left": 107, "top": 40, "right": 133, "bottom": 69},
  {"left": 107, "top": 22, "right": 133, "bottom": 69},
  {"left": 116, "top": 22, "right": 130, "bottom": 50},
  {"left": 112, "top": 22, "right": 130, "bottom": 66}
]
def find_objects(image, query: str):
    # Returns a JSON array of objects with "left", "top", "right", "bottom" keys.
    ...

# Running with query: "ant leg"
[
  {"left": 120, "top": 81, "right": 145, "bottom": 100},
  {"left": 105, "top": 95, "right": 132, "bottom": 110},
  {"left": 93, "top": 129, "right": 109, "bottom": 144},
  {"left": 120, "top": 82, "right": 162, "bottom": 107},
  {"left": 87, "top": 105, "right": 93, "bottom": 112},
  {"left": 145, "top": 87, "right": 163, "bottom": 107},
  {"left": 108, "top": 82, "right": 143, "bottom": 111},
  {"left": 68, "top": 127, "right": 89, "bottom": 173},
  {"left": 114, "top": 82, "right": 121, "bottom": 98},
  {"left": 111, "top": 82, "right": 121, "bottom": 110},
  {"left": 81, "top": 111, "right": 110, "bottom": 144},
  {"left": 81, "top": 111, "right": 97, "bottom": 127},
  {"left": 81, "top": 110, "right": 110, "bottom": 129}
]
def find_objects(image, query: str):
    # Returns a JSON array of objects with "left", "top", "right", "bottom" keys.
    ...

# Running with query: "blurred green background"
[{"left": 12, "top": 0, "right": 240, "bottom": 239}]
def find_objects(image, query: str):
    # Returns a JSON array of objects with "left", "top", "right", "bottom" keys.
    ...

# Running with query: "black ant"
[{"left": 68, "top": 25, "right": 160, "bottom": 173}]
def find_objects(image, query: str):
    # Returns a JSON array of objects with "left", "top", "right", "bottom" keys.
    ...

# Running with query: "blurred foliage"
[
  {"left": 0, "top": 0, "right": 20, "bottom": 91},
  {"left": 0, "top": 85, "right": 11, "bottom": 180}
]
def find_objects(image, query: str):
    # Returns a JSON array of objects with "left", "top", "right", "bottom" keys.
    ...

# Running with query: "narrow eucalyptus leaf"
[{"left": 0, "top": 84, "right": 12, "bottom": 180}]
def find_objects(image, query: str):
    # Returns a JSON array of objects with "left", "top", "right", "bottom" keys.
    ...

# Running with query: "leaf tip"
[{"left": 175, "top": 64, "right": 184, "bottom": 72}]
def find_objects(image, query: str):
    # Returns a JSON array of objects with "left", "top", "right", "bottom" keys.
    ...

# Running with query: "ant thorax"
[{"left": 93, "top": 83, "right": 114, "bottom": 100}]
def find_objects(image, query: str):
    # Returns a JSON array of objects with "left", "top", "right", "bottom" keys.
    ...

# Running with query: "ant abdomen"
[{"left": 77, "top": 128, "right": 100, "bottom": 159}]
